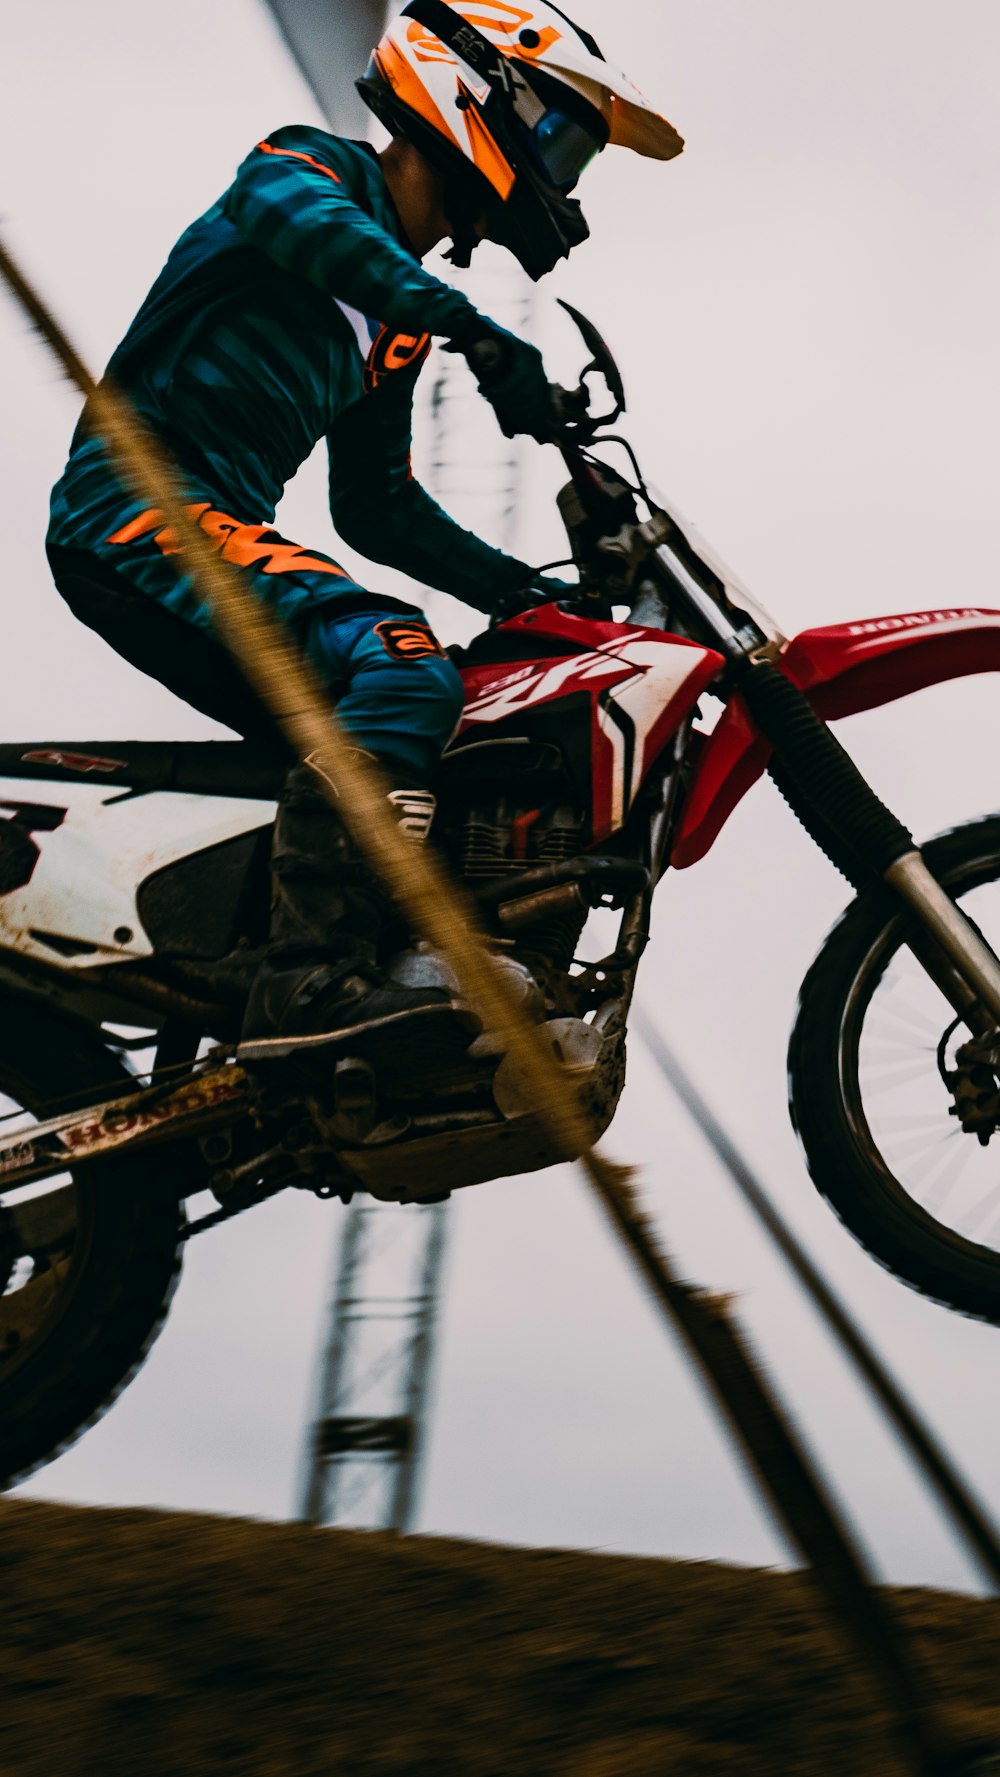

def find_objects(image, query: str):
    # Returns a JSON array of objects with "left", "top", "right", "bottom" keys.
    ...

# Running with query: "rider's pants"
[{"left": 46, "top": 473, "right": 464, "bottom": 784}]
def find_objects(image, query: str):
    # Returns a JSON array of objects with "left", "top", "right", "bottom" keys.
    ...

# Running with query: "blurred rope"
[
  {"left": 634, "top": 1001, "right": 1000, "bottom": 1593},
  {"left": 0, "top": 230, "right": 972, "bottom": 1774}
]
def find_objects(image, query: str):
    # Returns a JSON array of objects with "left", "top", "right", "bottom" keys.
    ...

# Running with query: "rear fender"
[{"left": 672, "top": 607, "right": 1000, "bottom": 869}]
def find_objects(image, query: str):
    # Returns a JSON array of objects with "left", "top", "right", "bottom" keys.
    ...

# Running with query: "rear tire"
[
  {"left": 789, "top": 814, "right": 1000, "bottom": 1324},
  {"left": 0, "top": 1003, "right": 184, "bottom": 1486}
]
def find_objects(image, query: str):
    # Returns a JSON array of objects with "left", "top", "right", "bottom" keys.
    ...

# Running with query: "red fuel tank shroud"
[
  {"left": 672, "top": 607, "right": 1000, "bottom": 869},
  {"left": 456, "top": 606, "right": 725, "bottom": 845}
]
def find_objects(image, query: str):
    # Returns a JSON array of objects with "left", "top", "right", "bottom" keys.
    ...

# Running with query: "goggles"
[{"left": 525, "top": 106, "right": 607, "bottom": 192}]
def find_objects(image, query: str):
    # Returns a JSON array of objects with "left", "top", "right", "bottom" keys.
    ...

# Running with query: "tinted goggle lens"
[{"left": 529, "top": 109, "right": 605, "bottom": 191}]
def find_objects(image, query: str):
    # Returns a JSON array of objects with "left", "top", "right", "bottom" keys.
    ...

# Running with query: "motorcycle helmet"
[{"left": 357, "top": 0, "right": 683, "bottom": 280}]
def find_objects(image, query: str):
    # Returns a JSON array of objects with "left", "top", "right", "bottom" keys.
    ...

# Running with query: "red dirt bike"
[{"left": 3, "top": 305, "right": 1000, "bottom": 1486}]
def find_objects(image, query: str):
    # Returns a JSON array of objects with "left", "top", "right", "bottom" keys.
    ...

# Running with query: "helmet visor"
[{"left": 526, "top": 108, "right": 607, "bottom": 192}]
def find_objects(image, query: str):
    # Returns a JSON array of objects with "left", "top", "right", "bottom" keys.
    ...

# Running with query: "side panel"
[
  {"left": 459, "top": 624, "right": 724, "bottom": 842},
  {"left": 672, "top": 608, "right": 1000, "bottom": 869},
  {"left": 0, "top": 779, "right": 275, "bottom": 969}
]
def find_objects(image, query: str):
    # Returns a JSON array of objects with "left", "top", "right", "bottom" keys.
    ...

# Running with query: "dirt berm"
[{"left": 3, "top": 1498, "right": 1000, "bottom": 1774}]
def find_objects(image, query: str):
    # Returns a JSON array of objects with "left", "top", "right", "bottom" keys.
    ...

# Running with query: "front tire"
[
  {"left": 0, "top": 1004, "right": 184, "bottom": 1486},
  {"left": 789, "top": 814, "right": 1000, "bottom": 1324}
]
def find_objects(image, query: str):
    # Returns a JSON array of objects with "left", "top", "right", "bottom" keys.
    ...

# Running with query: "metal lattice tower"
[
  {"left": 299, "top": 1199, "right": 449, "bottom": 1530},
  {"left": 266, "top": 0, "right": 538, "bottom": 1530},
  {"left": 423, "top": 258, "right": 536, "bottom": 560},
  {"left": 298, "top": 257, "right": 534, "bottom": 1533}
]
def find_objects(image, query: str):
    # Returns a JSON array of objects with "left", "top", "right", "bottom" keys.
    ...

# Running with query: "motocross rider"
[{"left": 46, "top": 0, "right": 682, "bottom": 1071}]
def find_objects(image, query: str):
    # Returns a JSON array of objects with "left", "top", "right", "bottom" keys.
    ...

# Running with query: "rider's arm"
[
  {"left": 328, "top": 370, "right": 533, "bottom": 614},
  {"left": 223, "top": 127, "right": 482, "bottom": 342}
]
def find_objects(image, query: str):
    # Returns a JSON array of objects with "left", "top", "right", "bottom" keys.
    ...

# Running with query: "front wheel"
[{"left": 789, "top": 814, "right": 1000, "bottom": 1324}]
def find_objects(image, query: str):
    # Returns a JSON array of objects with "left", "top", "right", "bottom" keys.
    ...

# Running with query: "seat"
[{"left": 0, "top": 739, "right": 292, "bottom": 801}]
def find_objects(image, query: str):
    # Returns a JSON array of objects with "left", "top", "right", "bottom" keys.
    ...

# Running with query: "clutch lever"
[{"left": 554, "top": 298, "right": 627, "bottom": 434}]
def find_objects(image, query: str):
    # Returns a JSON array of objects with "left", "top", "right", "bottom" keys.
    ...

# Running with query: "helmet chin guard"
[
  {"left": 358, "top": 0, "right": 680, "bottom": 280},
  {"left": 440, "top": 183, "right": 482, "bottom": 270}
]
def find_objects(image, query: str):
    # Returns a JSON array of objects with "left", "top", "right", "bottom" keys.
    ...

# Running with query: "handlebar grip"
[{"left": 458, "top": 333, "right": 595, "bottom": 442}]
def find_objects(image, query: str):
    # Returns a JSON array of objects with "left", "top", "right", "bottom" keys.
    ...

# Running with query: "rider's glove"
[
  {"left": 490, "top": 574, "right": 578, "bottom": 624},
  {"left": 446, "top": 319, "right": 557, "bottom": 443}
]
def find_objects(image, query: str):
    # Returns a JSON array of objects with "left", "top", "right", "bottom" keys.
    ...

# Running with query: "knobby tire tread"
[
  {"left": 789, "top": 812, "right": 1000, "bottom": 1325},
  {"left": 0, "top": 1003, "right": 185, "bottom": 1488}
]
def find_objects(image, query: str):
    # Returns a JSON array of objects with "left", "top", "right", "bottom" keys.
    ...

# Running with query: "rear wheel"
[
  {"left": 0, "top": 1004, "right": 184, "bottom": 1486},
  {"left": 789, "top": 814, "right": 1000, "bottom": 1324}
]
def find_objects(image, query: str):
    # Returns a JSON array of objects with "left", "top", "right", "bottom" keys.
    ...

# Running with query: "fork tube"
[
  {"left": 650, "top": 723, "right": 691, "bottom": 882},
  {"left": 738, "top": 659, "right": 1000, "bottom": 1032},
  {"left": 652, "top": 545, "right": 758, "bottom": 658},
  {"left": 886, "top": 853, "right": 1000, "bottom": 1025},
  {"left": 903, "top": 926, "right": 995, "bottom": 1036}
]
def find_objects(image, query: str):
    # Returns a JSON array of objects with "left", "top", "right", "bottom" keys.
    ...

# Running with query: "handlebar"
[
  {"left": 462, "top": 301, "right": 626, "bottom": 448},
  {"left": 546, "top": 379, "right": 597, "bottom": 443}
]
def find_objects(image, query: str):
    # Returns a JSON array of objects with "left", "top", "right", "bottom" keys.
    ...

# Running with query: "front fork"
[
  {"left": 740, "top": 660, "right": 1000, "bottom": 1039},
  {"left": 641, "top": 529, "right": 1000, "bottom": 1040},
  {"left": 885, "top": 855, "right": 1000, "bottom": 1032}
]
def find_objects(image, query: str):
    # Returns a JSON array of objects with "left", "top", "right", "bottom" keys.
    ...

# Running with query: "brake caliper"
[{"left": 949, "top": 1033, "right": 1000, "bottom": 1144}]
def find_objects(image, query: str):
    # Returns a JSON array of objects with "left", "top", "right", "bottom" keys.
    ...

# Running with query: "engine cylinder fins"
[{"left": 458, "top": 802, "right": 583, "bottom": 879}]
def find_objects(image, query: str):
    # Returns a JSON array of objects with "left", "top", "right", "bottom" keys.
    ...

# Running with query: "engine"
[{"left": 449, "top": 797, "right": 587, "bottom": 1010}]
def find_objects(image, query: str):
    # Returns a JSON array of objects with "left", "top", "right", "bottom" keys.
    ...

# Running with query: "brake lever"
[{"left": 555, "top": 299, "right": 627, "bottom": 435}]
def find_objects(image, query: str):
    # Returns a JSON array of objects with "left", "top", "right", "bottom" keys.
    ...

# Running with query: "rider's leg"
[
  {"left": 46, "top": 545, "right": 283, "bottom": 739},
  {"left": 47, "top": 481, "right": 456, "bottom": 745},
  {"left": 47, "top": 492, "right": 470, "bottom": 1064},
  {"left": 240, "top": 604, "right": 467, "bottom": 1062}
]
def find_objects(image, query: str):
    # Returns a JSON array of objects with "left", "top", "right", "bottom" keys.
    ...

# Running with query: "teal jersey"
[{"left": 52, "top": 127, "right": 531, "bottom": 614}]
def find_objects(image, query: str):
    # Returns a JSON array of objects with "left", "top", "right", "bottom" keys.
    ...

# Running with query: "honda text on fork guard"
[{"left": 4, "top": 307, "right": 1000, "bottom": 1486}]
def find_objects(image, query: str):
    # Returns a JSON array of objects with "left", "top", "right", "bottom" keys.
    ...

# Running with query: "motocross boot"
[{"left": 238, "top": 761, "right": 473, "bottom": 1079}]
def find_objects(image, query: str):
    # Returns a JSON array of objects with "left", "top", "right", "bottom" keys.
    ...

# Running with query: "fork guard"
[{"left": 672, "top": 607, "right": 1000, "bottom": 869}]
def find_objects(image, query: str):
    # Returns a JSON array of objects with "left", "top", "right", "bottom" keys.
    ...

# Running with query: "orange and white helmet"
[{"left": 358, "top": 0, "right": 683, "bottom": 280}]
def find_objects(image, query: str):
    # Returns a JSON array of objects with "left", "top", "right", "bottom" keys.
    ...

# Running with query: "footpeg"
[{"left": 329, "top": 1055, "right": 377, "bottom": 1142}]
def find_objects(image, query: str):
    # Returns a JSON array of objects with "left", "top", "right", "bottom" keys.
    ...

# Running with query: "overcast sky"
[{"left": 3, "top": 0, "right": 1000, "bottom": 1591}]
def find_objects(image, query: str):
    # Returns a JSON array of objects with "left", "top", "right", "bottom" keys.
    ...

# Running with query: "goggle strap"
[
  {"left": 403, "top": 2, "right": 586, "bottom": 169},
  {"left": 401, "top": 0, "right": 511, "bottom": 96}
]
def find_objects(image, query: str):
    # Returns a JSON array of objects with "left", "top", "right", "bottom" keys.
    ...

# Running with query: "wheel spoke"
[
  {"left": 871, "top": 1112, "right": 954, "bottom": 1132},
  {"left": 865, "top": 1038, "right": 938, "bottom": 1055},
  {"left": 860, "top": 1060, "right": 941, "bottom": 1098},
  {"left": 960, "top": 1181, "right": 1000, "bottom": 1239},
  {"left": 868, "top": 991, "right": 945, "bottom": 1037},
  {"left": 878, "top": 1125, "right": 957, "bottom": 1164},
  {"left": 850, "top": 872, "right": 1000, "bottom": 1253},
  {"left": 920, "top": 1142, "right": 979, "bottom": 1216}
]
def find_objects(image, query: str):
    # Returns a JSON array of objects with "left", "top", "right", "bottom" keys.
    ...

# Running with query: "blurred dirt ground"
[{"left": 2, "top": 1497, "right": 1000, "bottom": 1775}]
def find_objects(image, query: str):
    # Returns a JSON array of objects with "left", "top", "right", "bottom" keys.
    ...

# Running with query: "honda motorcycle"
[{"left": 3, "top": 305, "right": 1000, "bottom": 1486}]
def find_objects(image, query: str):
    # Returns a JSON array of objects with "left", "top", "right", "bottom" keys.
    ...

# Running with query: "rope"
[{"left": 634, "top": 1003, "right": 1000, "bottom": 1594}]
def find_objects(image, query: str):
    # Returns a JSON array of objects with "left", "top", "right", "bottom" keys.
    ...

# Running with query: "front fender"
[{"left": 671, "top": 607, "right": 1000, "bottom": 869}]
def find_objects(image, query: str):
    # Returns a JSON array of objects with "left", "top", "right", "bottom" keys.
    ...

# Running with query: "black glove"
[
  {"left": 490, "top": 574, "right": 578, "bottom": 625},
  {"left": 445, "top": 319, "right": 557, "bottom": 443}
]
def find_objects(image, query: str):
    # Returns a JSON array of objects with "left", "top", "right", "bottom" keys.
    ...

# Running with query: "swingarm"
[{"left": 0, "top": 1062, "right": 250, "bottom": 1196}]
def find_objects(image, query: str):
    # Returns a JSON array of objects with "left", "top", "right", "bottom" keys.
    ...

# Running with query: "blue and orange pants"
[{"left": 47, "top": 455, "right": 464, "bottom": 785}]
